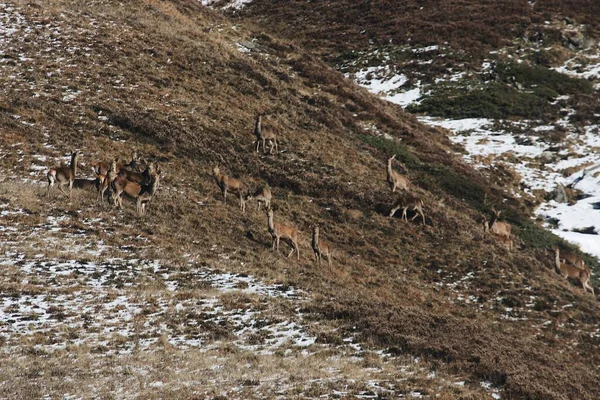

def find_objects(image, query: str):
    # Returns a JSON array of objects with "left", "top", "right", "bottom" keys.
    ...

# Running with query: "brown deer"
[
  {"left": 111, "top": 170, "right": 161, "bottom": 214},
  {"left": 389, "top": 193, "right": 425, "bottom": 224},
  {"left": 47, "top": 151, "right": 80, "bottom": 198},
  {"left": 246, "top": 185, "right": 272, "bottom": 211},
  {"left": 267, "top": 209, "right": 299, "bottom": 259},
  {"left": 73, "top": 178, "right": 97, "bottom": 191},
  {"left": 118, "top": 162, "right": 155, "bottom": 185},
  {"left": 494, "top": 234, "right": 514, "bottom": 252},
  {"left": 553, "top": 245, "right": 585, "bottom": 270},
  {"left": 484, "top": 209, "right": 512, "bottom": 239},
  {"left": 312, "top": 226, "right": 332, "bottom": 268},
  {"left": 213, "top": 166, "right": 247, "bottom": 213},
  {"left": 97, "top": 160, "right": 118, "bottom": 203},
  {"left": 254, "top": 115, "right": 279, "bottom": 154},
  {"left": 554, "top": 247, "right": 594, "bottom": 296},
  {"left": 386, "top": 155, "right": 409, "bottom": 193}
]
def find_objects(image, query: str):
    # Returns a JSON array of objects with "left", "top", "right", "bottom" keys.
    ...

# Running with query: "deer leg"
[
  {"left": 389, "top": 206, "right": 400, "bottom": 217},
  {"left": 58, "top": 183, "right": 69, "bottom": 198}
]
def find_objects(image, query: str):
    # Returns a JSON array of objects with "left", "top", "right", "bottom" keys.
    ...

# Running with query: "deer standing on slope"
[
  {"left": 386, "top": 154, "right": 409, "bottom": 193},
  {"left": 389, "top": 193, "right": 426, "bottom": 224},
  {"left": 312, "top": 226, "right": 332, "bottom": 268},
  {"left": 213, "top": 166, "right": 248, "bottom": 213},
  {"left": 483, "top": 209, "right": 512, "bottom": 239},
  {"left": 246, "top": 185, "right": 272, "bottom": 211},
  {"left": 267, "top": 209, "right": 299, "bottom": 260},
  {"left": 47, "top": 151, "right": 80, "bottom": 198},
  {"left": 554, "top": 247, "right": 594, "bottom": 296},
  {"left": 254, "top": 115, "right": 279, "bottom": 154}
]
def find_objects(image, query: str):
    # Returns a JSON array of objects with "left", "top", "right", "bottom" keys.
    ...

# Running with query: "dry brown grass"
[{"left": 0, "top": 0, "right": 599, "bottom": 399}]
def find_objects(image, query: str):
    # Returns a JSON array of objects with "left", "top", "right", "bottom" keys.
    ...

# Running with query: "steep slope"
[
  {"left": 0, "top": 0, "right": 599, "bottom": 399},
  {"left": 232, "top": 0, "right": 600, "bottom": 265},
  {"left": 237, "top": 0, "right": 600, "bottom": 62}
]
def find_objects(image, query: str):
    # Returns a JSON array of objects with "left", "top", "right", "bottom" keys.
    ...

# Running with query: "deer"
[
  {"left": 494, "top": 234, "right": 514, "bottom": 252},
  {"left": 483, "top": 209, "right": 512, "bottom": 239},
  {"left": 554, "top": 247, "right": 594, "bottom": 296},
  {"left": 73, "top": 178, "right": 98, "bottom": 191},
  {"left": 47, "top": 151, "right": 80, "bottom": 198},
  {"left": 213, "top": 166, "right": 247, "bottom": 213},
  {"left": 553, "top": 245, "right": 585, "bottom": 270},
  {"left": 97, "top": 160, "right": 118, "bottom": 203},
  {"left": 118, "top": 161, "right": 155, "bottom": 185},
  {"left": 92, "top": 160, "right": 118, "bottom": 176},
  {"left": 312, "top": 226, "right": 332, "bottom": 268},
  {"left": 267, "top": 209, "right": 299, "bottom": 259},
  {"left": 246, "top": 185, "right": 272, "bottom": 211},
  {"left": 386, "top": 155, "right": 409, "bottom": 193},
  {"left": 254, "top": 114, "right": 279, "bottom": 154},
  {"left": 389, "top": 193, "right": 425, "bottom": 224},
  {"left": 136, "top": 172, "right": 162, "bottom": 215},
  {"left": 111, "top": 170, "right": 161, "bottom": 214}
]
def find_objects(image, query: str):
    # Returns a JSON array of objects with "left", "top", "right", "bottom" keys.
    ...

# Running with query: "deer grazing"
[
  {"left": 267, "top": 209, "right": 299, "bottom": 259},
  {"left": 213, "top": 166, "right": 247, "bottom": 213},
  {"left": 246, "top": 185, "right": 272, "bottom": 211},
  {"left": 312, "top": 226, "right": 332, "bottom": 268},
  {"left": 111, "top": 170, "right": 161, "bottom": 215},
  {"left": 73, "top": 178, "right": 97, "bottom": 191},
  {"left": 47, "top": 151, "right": 80, "bottom": 198},
  {"left": 386, "top": 155, "right": 409, "bottom": 193},
  {"left": 389, "top": 193, "right": 425, "bottom": 224},
  {"left": 554, "top": 247, "right": 594, "bottom": 296},
  {"left": 254, "top": 114, "right": 279, "bottom": 154}
]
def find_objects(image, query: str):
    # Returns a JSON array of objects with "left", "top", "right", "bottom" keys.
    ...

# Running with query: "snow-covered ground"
[
  {"left": 347, "top": 47, "right": 600, "bottom": 261},
  {"left": 421, "top": 114, "right": 600, "bottom": 259},
  {"left": 200, "top": 0, "right": 254, "bottom": 11},
  {"left": 347, "top": 64, "right": 423, "bottom": 108}
]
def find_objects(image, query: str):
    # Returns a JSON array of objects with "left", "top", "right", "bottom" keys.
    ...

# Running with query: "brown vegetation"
[{"left": 0, "top": 0, "right": 599, "bottom": 399}]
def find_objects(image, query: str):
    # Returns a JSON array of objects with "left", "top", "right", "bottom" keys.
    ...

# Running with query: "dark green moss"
[
  {"left": 408, "top": 82, "right": 552, "bottom": 119},
  {"left": 358, "top": 134, "right": 421, "bottom": 167}
]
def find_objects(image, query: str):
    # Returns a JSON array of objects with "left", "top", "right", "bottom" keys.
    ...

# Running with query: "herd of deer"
[
  {"left": 44, "top": 115, "right": 594, "bottom": 295},
  {"left": 46, "top": 150, "right": 162, "bottom": 215},
  {"left": 211, "top": 115, "right": 332, "bottom": 266}
]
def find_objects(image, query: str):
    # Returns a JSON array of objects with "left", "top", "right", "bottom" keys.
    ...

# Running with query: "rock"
[
  {"left": 553, "top": 183, "right": 569, "bottom": 203},
  {"left": 538, "top": 151, "right": 557, "bottom": 163}
]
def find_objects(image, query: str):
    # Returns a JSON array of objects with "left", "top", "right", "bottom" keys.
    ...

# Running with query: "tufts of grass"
[
  {"left": 495, "top": 62, "right": 594, "bottom": 97},
  {"left": 408, "top": 62, "right": 593, "bottom": 120},
  {"left": 408, "top": 82, "right": 553, "bottom": 120},
  {"left": 357, "top": 134, "right": 420, "bottom": 168}
]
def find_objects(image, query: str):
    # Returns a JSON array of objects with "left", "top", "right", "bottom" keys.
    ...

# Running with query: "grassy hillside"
[
  {"left": 238, "top": 0, "right": 600, "bottom": 62},
  {"left": 1, "top": 0, "right": 599, "bottom": 398}
]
